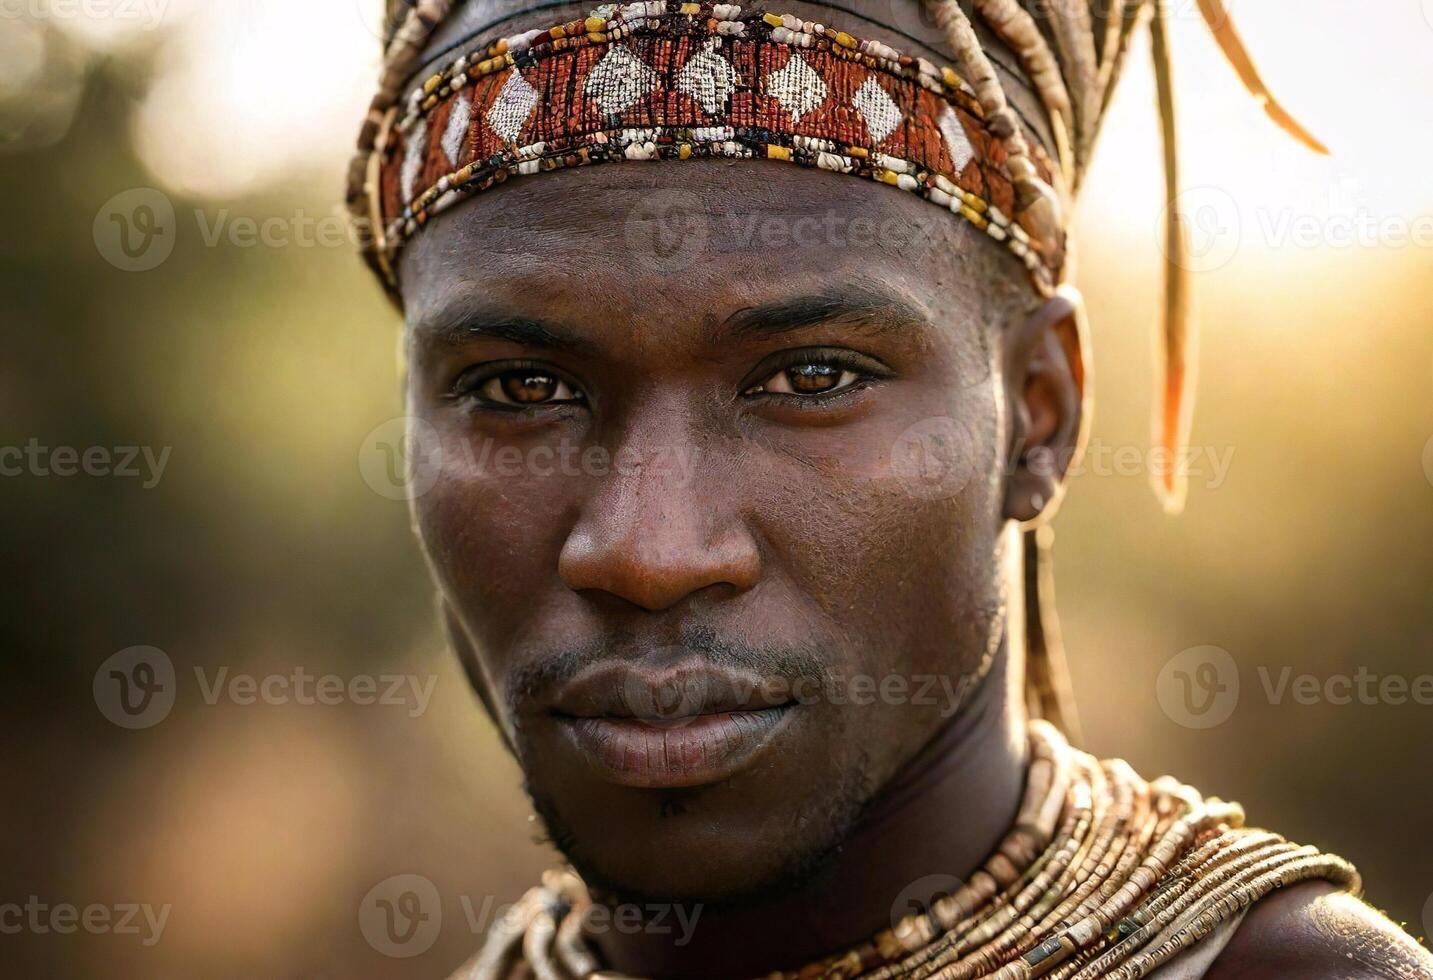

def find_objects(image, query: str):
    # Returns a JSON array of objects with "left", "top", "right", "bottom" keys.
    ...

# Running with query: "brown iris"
[
  {"left": 786, "top": 363, "right": 843, "bottom": 394},
  {"left": 502, "top": 371, "right": 561, "bottom": 403}
]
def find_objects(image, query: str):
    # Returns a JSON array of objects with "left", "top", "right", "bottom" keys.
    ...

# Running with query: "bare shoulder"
[{"left": 1205, "top": 880, "right": 1433, "bottom": 980}]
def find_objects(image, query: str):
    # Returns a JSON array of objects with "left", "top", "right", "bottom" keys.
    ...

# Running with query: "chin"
[{"left": 523, "top": 751, "right": 874, "bottom": 907}]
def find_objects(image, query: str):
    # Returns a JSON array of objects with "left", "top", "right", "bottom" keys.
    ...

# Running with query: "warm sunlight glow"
[
  {"left": 1081, "top": 3, "right": 1433, "bottom": 262},
  {"left": 131, "top": 0, "right": 381, "bottom": 197}
]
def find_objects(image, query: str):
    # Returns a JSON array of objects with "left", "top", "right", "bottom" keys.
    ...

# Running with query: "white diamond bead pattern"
[
  {"left": 442, "top": 94, "right": 473, "bottom": 164},
  {"left": 585, "top": 45, "right": 659, "bottom": 116},
  {"left": 938, "top": 104, "right": 974, "bottom": 172},
  {"left": 677, "top": 39, "right": 740, "bottom": 116},
  {"left": 851, "top": 76, "right": 902, "bottom": 145},
  {"left": 765, "top": 52, "right": 827, "bottom": 124},
  {"left": 400, "top": 119, "right": 427, "bottom": 203},
  {"left": 487, "top": 71, "right": 540, "bottom": 143}
]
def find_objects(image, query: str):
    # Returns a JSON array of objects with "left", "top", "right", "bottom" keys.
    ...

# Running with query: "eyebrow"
[
  {"left": 410, "top": 282, "right": 934, "bottom": 355},
  {"left": 409, "top": 301, "right": 596, "bottom": 354},
  {"left": 718, "top": 283, "right": 934, "bottom": 343}
]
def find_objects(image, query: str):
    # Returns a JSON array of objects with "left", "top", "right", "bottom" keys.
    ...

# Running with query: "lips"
[{"left": 546, "top": 660, "right": 799, "bottom": 788}]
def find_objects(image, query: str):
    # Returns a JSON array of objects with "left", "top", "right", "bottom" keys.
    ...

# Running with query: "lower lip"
[{"left": 555, "top": 705, "right": 796, "bottom": 788}]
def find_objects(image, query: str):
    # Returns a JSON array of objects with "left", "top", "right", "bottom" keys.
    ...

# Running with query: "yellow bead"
[
  {"left": 835, "top": 31, "right": 857, "bottom": 48},
  {"left": 766, "top": 144, "right": 792, "bottom": 161},
  {"left": 678, "top": 144, "right": 693, "bottom": 160},
  {"left": 762, "top": 12, "right": 783, "bottom": 27},
  {"left": 846, "top": 146, "right": 869, "bottom": 159},
  {"left": 423, "top": 74, "right": 442, "bottom": 95},
  {"left": 877, "top": 169, "right": 900, "bottom": 186},
  {"left": 585, "top": 16, "right": 605, "bottom": 31},
  {"left": 941, "top": 67, "right": 960, "bottom": 88},
  {"left": 680, "top": 2, "right": 700, "bottom": 12}
]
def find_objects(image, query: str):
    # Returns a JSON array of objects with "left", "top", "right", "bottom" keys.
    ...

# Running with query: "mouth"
[{"left": 546, "top": 660, "right": 801, "bottom": 788}]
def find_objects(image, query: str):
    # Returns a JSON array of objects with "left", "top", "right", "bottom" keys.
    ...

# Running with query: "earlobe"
[{"left": 1001, "top": 287, "right": 1089, "bottom": 525}]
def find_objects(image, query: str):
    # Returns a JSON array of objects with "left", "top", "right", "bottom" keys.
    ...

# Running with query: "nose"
[{"left": 558, "top": 441, "right": 761, "bottom": 612}]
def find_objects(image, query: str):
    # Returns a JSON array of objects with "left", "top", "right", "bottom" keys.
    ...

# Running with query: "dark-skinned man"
[{"left": 344, "top": 0, "right": 1433, "bottom": 976}]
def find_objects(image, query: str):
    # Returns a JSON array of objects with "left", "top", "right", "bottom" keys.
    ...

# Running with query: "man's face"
[{"left": 401, "top": 147, "right": 1035, "bottom": 901}]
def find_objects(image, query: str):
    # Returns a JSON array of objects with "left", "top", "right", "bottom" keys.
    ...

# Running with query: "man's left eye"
[
  {"left": 747, "top": 363, "right": 862, "bottom": 397},
  {"left": 476, "top": 370, "right": 582, "bottom": 406}
]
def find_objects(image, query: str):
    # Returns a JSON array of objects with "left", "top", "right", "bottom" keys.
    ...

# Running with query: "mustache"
[{"left": 505, "top": 625, "right": 831, "bottom": 717}]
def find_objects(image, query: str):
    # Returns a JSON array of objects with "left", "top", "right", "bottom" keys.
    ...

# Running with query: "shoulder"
[{"left": 1205, "top": 880, "right": 1433, "bottom": 980}]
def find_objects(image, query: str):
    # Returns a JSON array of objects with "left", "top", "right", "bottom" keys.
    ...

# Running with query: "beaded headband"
[{"left": 355, "top": 1, "right": 1063, "bottom": 295}]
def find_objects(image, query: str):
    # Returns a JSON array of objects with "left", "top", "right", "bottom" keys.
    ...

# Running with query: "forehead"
[{"left": 400, "top": 159, "right": 1032, "bottom": 344}]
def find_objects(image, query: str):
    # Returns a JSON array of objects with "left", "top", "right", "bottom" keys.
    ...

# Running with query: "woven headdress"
[{"left": 348, "top": 0, "right": 1323, "bottom": 737}]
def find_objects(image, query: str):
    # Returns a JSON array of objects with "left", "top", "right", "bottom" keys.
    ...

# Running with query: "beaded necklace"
[{"left": 451, "top": 722, "right": 1359, "bottom": 980}]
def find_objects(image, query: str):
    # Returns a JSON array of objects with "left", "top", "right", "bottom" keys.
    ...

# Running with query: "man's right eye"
[
  {"left": 455, "top": 365, "right": 585, "bottom": 408},
  {"left": 746, "top": 362, "right": 863, "bottom": 397}
]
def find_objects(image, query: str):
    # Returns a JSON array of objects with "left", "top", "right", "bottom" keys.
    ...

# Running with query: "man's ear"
[{"left": 1002, "top": 287, "right": 1088, "bottom": 525}]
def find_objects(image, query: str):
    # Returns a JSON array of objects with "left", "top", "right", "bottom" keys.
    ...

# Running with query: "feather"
[
  {"left": 1151, "top": 0, "right": 1193, "bottom": 513},
  {"left": 1023, "top": 527, "right": 1082, "bottom": 744},
  {"left": 1096, "top": 0, "right": 1128, "bottom": 91},
  {"left": 1195, "top": 0, "right": 1329, "bottom": 154},
  {"left": 1098, "top": 0, "right": 1150, "bottom": 122}
]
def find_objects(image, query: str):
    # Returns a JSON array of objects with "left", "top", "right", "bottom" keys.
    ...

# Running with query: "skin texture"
[
  {"left": 1206, "top": 882, "right": 1433, "bottom": 980},
  {"left": 395, "top": 1, "right": 1433, "bottom": 976},
  {"left": 403, "top": 158, "right": 1053, "bottom": 897}
]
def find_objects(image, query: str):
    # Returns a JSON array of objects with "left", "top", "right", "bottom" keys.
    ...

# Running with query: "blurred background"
[{"left": 2, "top": 0, "right": 1431, "bottom": 976}]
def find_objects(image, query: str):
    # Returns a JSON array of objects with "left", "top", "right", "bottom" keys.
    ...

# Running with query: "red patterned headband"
[{"left": 353, "top": 1, "right": 1062, "bottom": 293}]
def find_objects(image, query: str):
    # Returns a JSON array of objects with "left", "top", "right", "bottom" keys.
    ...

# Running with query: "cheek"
[
  {"left": 411, "top": 421, "right": 581, "bottom": 643},
  {"left": 750, "top": 461, "right": 1004, "bottom": 782},
  {"left": 749, "top": 386, "right": 1006, "bottom": 673}
]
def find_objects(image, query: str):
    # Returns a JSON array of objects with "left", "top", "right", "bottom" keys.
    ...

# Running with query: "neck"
[{"left": 592, "top": 641, "right": 1030, "bottom": 978}]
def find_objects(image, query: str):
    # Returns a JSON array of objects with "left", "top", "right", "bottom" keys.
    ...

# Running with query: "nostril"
[{"left": 557, "top": 523, "right": 761, "bottom": 612}]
